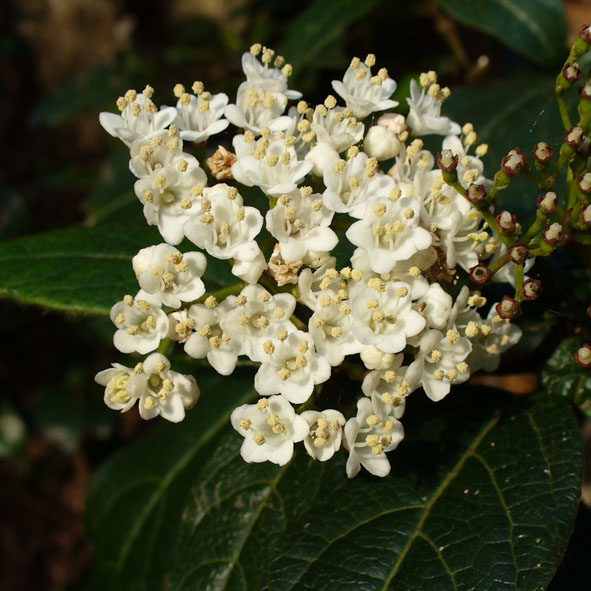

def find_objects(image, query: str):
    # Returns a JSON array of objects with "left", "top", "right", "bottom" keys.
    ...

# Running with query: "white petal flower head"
[
  {"left": 360, "top": 345, "right": 399, "bottom": 371},
  {"left": 254, "top": 330, "right": 331, "bottom": 404},
  {"left": 350, "top": 281, "right": 426, "bottom": 353},
  {"left": 364, "top": 125, "right": 401, "bottom": 161},
  {"left": 232, "top": 138, "right": 313, "bottom": 196},
  {"left": 231, "top": 248, "right": 268, "bottom": 284},
  {"left": 439, "top": 208, "right": 485, "bottom": 272},
  {"left": 362, "top": 361, "right": 416, "bottom": 420},
  {"left": 406, "top": 78, "right": 460, "bottom": 136},
  {"left": 132, "top": 244, "right": 206, "bottom": 308},
  {"left": 172, "top": 88, "right": 230, "bottom": 143},
  {"left": 308, "top": 291, "right": 362, "bottom": 366},
  {"left": 266, "top": 188, "right": 338, "bottom": 263},
  {"left": 304, "top": 142, "right": 340, "bottom": 177},
  {"left": 346, "top": 197, "right": 432, "bottom": 274},
  {"left": 332, "top": 55, "right": 398, "bottom": 119},
  {"left": 99, "top": 87, "right": 177, "bottom": 147},
  {"left": 133, "top": 152, "right": 207, "bottom": 245},
  {"left": 301, "top": 409, "right": 346, "bottom": 461},
  {"left": 343, "top": 397, "right": 404, "bottom": 478},
  {"left": 127, "top": 353, "right": 199, "bottom": 422},
  {"left": 240, "top": 49, "right": 301, "bottom": 99},
  {"left": 442, "top": 134, "right": 491, "bottom": 190},
  {"left": 311, "top": 105, "right": 364, "bottom": 153},
  {"left": 184, "top": 183, "right": 263, "bottom": 262},
  {"left": 95, "top": 363, "right": 136, "bottom": 413},
  {"left": 323, "top": 151, "right": 395, "bottom": 218},
  {"left": 406, "top": 328, "right": 472, "bottom": 402},
  {"left": 297, "top": 257, "right": 338, "bottom": 310},
  {"left": 128, "top": 128, "right": 183, "bottom": 179},
  {"left": 183, "top": 299, "right": 241, "bottom": 376},
  {"left": 231, "top": 395, "right": 309, "bottom": 466},
  {"left": 110, "top": 291, "right": 168, "bottom": 354},
  {"left": 220, "top": 285, "right": 296, "bottom": 362},
  {"left": 418, "top": 282, "right": 453, "bottom": 330}
]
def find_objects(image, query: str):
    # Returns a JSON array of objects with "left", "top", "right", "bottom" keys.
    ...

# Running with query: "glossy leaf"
[
  {"left": 438, "top": 0, "right": 566, "bottom": 67},
  {"left": 0, "top": 225, "right": 235, "bottom": 315},
  {"left": 541, "top": 337, "right": 591, "bottom": 417},
  {"left": 86, "top": 386, "right": 582, "bottom": 590},
  {"left": 279, "top": 0, "right": 381, "bottom": 73}
]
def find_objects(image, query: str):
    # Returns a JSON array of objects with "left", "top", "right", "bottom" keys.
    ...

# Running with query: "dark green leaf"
[
  {"left": 541, "top": 337, "right": 591, "bottom": 416},
  {"left": 279, "top": 0, "right": 381, "bottom": 74},
  {"left": 438, "top": 0, "right": 566, "bottom": 67},
  {"left": 0, "top": 225, "right": 236, "bottom": 315},
  {"left": 86, "top": 387, "right": 582, "bottom": 590}
]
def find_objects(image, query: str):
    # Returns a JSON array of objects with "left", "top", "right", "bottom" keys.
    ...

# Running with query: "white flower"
[
  {"left": 266, "top": 189, "right": 338, "bottom": 263},
  {"left": 133, "top": 153, "right": 207, "bottom": 245},
  {"left": 360, "top": 345, "right": 398, "bottom": 371},
  {"left": 438, "top": 209, "right": 486, "bottom": 271},
  {"left": 301, "top": 409, "right": 345, "bottom": 461},
  {"left": 99, "top": 88, "right": 177, "bottom": 146},
  {"left": 362, "top": 358, "right": 416, "bottom": 419},
  {"left": 364, "top": 125, "right": 401, "bottom": 161},
  {"left": 232, "top": 138, "right": 312, "bottom": 196},
  {"left": 183, "top": 183, "right": 264, "bottom": 266},
  {"left": 406, "top": 79, "right": 460, "bottom": 136},
  {"left": 127, "top": 353, "right": 199, "bottom": 422},
  {"left": 181, "top": 299, "right": 240, "bottom": 375},
  {"left": 220, "top": 285, "right": 296, "bottom": 362},
  {"left": 231, "top": 395, "right": 308, "bottom": 465},
  {"left": 132, "top": 244, "right": 206, "bottom": 308},
  {"left": 346, "top": 197, "right": 432, "bottom": 273},
  {"left": 254, "top": 330, "right": 331, "bottom": 404},
  {"left": 110, "top": 291, "right": 168, "bottom": 354},
  {"left": 349, "top": 281, "right": 426, "bottom": 353},
  {"left": 94, "top": 364, "right": 136, "bottom": 413},
  {"left": 297, "top": 258, "right": 338, "bottom": 310},
  {"left": 406, "top": 328, "right": 471, "bottom": 401},
  {"left": 418, "top": 283, "right": 453, "bottom": 330},
  {"left": 332, "top": 57, "right": 397, "bottom": 119},
  {"left": 232, "top": 249, "right": 268, "bottom": 284},
  {"left": 172, "top": 90, "right": 229, "bottom": 143},
  {"left": 311, "top": 106, "right": 364, "bottom": 153},
  {"left": 128, "top": 129, "right": 183, "bottom": 179},
  {"left": 323, "top": 152, "right": 395, "bottom": 218},
  {"left": 308, "top": 291, "right": 362, "bottom": 366},
  {"left": 343, "top": 397, "right": 404, "bottom": 478},
  {"left": 304, "top": 142, "right": 340, "bottom": 177},
  {"left": 240, "top": 51, "right": 301, "bottom": 99}
]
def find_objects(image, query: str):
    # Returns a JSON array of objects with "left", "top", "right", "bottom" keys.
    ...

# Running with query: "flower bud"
[
  {"left": 501, "top": 148, "right": 526, "bottom": 176},
  {"left": 364, "top": 125, "right": 401, "bottom": 160},
  {"left": 532, "top": 142, "right": 554, "bottom": 164},
  {"left": 377, "top": 112, "right": 406, "bottom": 134},
  {"left": 496, "top": 210, "right": 516, "bottom": 233},
  {"left": 437, "top": 149, "right": 458, "bottom": 172},
  {"left": 580, "top": 205, "right": 591, "bottom": 226},
  {"left": 580, "top": 79, "right": 591, "bottom": 100},
  {"left": 564, "top": 126, "right": 584, "bottom": 148},
  {"left": 574, "top": 343, "right": 591, "bottom": 368},
  {"left": 542, "top": 222, "right": 564, "bottom": 245},
  {"left": 521, "top": 278, "right": 542, "bottom": 300},
  {"left": 577, "top": 135, "right": 591, "bottom": 158},
  {"left": 562, "top": 62, "right": 581, "bottom": 83},
  {"left": 537, "top": 191, "right": 558, "bottom": 214},
  {"left": 508, "top": 244, "right": 529, "bottom": 264},
  {"left": 580, "top": 24, "right": 591, "bottom": 45},
  {"left": 464, "top": 183, "right": 487, "bottom": 204},
  {"left": 577, "top": 172, "right": 591, "bottom": 194},
  {"left": 495, "top": 296, "right": 519, "bottom": 320},
  {"left": 469, "top": 263, "right": 490, "bottom": 284},
  {"left": 304, "top": 142, "right": 339, "bottom": 177},
  {"left": 360, "top": 345, "right": 397, "bottom": 370}
]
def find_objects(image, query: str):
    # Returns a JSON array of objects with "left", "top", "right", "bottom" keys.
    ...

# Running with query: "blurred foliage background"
[{"left": 1, "top": 0, "right": 591, "bottom": 589}]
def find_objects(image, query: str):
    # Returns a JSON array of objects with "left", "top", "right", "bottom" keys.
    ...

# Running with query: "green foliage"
[
  {"left": 438, "top": 0, "right": 566, "bottom": 68},
  {"left": 541, "top": 337, "right": 591, "bottom": 417},
  {"left": 0, "top": 225, "right": 235, "bottom": 315},
  {"left": 279, "top": 0, "right": 382, "bottom": 73},
  {"left": 86, "top": 386, "right": 582, "bottom": 590}
]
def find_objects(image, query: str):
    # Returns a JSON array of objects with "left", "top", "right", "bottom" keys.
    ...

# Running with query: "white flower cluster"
[{"left": 95, "top": 46, "right": 522, "bottom": 478}]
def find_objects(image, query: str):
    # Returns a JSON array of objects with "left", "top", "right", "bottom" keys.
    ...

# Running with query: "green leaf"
[
  {"left": 0, "top": 225, "right": 236, "bottom": 315},
  {"left": 438, "top": 0, "right": 566, "bottom": 67},
  {"left": 86, "top": 387, "right": 582, "bottom": 590},
  {"left": 541, "top": 337, "right": 591, "bottom": 416},
  {"left": 279, "top": 0, "right": 381, "bottom": 74}
]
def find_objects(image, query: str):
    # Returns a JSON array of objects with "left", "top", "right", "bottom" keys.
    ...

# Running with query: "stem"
[
  {"left": 555, "top": 91, "right": 572, "bottom": 130},
  {"left": 522, "top": 211, "right": 546, "bottom": 245},
  {"left": 291, "top": 315, "right": 307, "bottom": 330},
  {"left": 488, "top": 251, "right": 510, "bottom": 276},
  {"left": 157, "top": 338, "right": 173, "bottom": 356},
  {"left": 513, "top": 263, "right": 525, "bottom": 302}
]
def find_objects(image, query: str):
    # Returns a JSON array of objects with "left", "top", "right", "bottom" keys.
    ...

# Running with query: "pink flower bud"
[
  {"left": 580, "top": 80, "right": 591, "bottom": 100},
  {"left": 496, "top": 210, "right": 516, "bottom": 233},
  {"left": 542, "top": 222, "right": 564, "bottom": 245},
  {"left": 501, "top": 148, "right": 526, "bottom": 176},
  {"left": 464, "top": 183, "right": 487, "bottom": 204},
  {"left": 564, "top": 126, "right": 584, "bottom": 148},
  {"left": 437, "top": 149, "right": 458, "bottom": 172},
  {"left": 580, "top": 24, "right": 591, "bottom": 44},
  {"left": 532, "top": 142, "right": 554, "bottom": 164},
  {"left": 521, "top": 278, "right": 542, "bottom": 300},
  {"left": 562, "top": 62, "right": 581, "bottom": 83},
  {"left": 495, "top": 296, "right": 519, "bottom": 319},
  {"left": 509, "top": 244, "right": 529, "bottom": 264},
  {"left": 469, "top": 263, "right": 490, "bottom": 284},
  {"left": 537, "top": 191, "right": 557, "bottom": 214}
]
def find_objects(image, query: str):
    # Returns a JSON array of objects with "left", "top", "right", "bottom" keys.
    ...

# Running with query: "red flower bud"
[
  {"left": 575, "top": 343, "right": 591, "bottom": 368},
  {"left": 580, "top": 24, "right": 591, "bottom": 44},
  {"left": 496, "top": 210, "right": 516, "bottom": 233},
  {"left": 580, "top": 205, "right": 591, "bottom": 226},
  {"left": 501, "top": 148, "right": 526, "bottom": 176},
  {"left": 532, "top": 142, "right": 554, "bottom": 164},
  {"left": 495, "top": 296, "right": 519, "bottom": 319},
  {"left": 542, "top": 223, "right": 564, "bottom": 245},
  {"left": 537, "top": 191, "right": 558, "bottom": 214},
  {"left": 508, "top": 244, "right": 529, "bottom": 264},
  {"left": 464, "top": 183, "right": 487, "bottom": 204},
  {"left": 469, "top": 263, "right": 490, "bottom": 284},
  {"left": 564, "top": 126, "right": 584, "bottom": 148},
  {"left": 521, "top": 278, "right": 542, "bottom": 300},
  {"left": 437, "top": 150, "right": 458, "bottom": 172}
]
